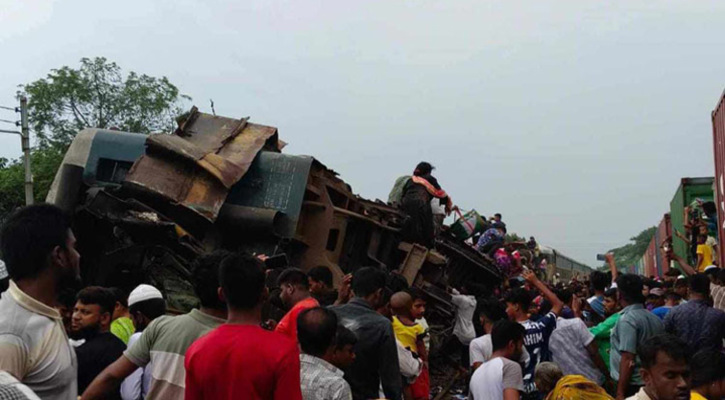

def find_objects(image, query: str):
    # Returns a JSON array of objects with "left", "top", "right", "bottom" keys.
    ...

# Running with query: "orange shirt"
[{"left": 275, "top": 297, "right": 320, "bottom": 342}]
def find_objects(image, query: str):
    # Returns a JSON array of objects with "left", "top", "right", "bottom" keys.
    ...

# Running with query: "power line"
[
  {"left": 0, "top": 105, "right": 17, "bottom": 112},
  {"left": 0, "top": 118, "right": 18, "bottom": 126}
]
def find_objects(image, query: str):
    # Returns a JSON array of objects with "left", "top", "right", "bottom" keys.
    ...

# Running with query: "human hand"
[
  {"left": 522, "top": 269, "right": 538, "bottom": 283},
  {"left": 337, "top": 274, "right": 353, "bottom": 304},
  {"left": 605, "top": 253, "right": 615, "bottom": 263}
]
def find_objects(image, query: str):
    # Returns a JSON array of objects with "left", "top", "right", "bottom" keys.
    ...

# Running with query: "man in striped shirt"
[{"left": 82, "top": 251, "right": 230, "bottom": 400}]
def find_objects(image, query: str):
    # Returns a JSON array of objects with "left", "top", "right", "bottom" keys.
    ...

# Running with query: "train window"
[
  {"left": 326, "top": 229, "right": 340, "bottom": 251},
  {"left": 96, "top": 158, "right": 134, "bottom": 184}
]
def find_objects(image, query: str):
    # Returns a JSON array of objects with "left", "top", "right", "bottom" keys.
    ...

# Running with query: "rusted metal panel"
[
  {"left": 713, "top": 90, "right": 725, "bottom": 267},
  {"left": 125, "top": 108, "right": 279, "bottom": 225}
]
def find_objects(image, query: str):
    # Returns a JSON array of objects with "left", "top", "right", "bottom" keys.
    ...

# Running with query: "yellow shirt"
[
  {"left": 690, "top": 391, "right": 707, "bottom": 400},
  {"left": 696, "top": 244, "right": 714, "bottom": 272},
  {"left": 392, "top": 316, "right": 425, "bottom": 354}
]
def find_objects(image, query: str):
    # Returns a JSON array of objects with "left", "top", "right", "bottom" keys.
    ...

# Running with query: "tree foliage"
[
  {"left": 600, "top": 226, "right": 657, "bottom": 270},
  {"left": 0, "top": 57, "right": 190, "bottom": 218},
  {"left": 22, "top": 57, "right": 190, "bottom": 147}
]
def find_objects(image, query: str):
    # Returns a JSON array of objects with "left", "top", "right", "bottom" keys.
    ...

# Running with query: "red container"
[
  {"left": 712, "top": 90, "right": 725, "bottom": 267},
  {"left": 655, "top": 214, "right": 672, "bottom": 276},
  {"left": 643, "top": 237, "right": 657, "bottom": 278}
]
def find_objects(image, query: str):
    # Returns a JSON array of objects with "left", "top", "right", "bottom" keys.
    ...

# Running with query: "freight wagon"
[
  {"left": 670, "top": 177, "right": 714, "bottom": 264},
  {"left": 712, "top": 89, "right": 725, "bottom": 266}
]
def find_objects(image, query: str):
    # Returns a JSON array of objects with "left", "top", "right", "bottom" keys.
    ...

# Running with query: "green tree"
[
  {"left": 600, "top": 226, "right": 657, "bottom": 270},
  {"left": 22, "top": 57, "right": 190, "bottom": 147},
  {"left": 0, "top": 57, "right": 190, "bottom": 218}
]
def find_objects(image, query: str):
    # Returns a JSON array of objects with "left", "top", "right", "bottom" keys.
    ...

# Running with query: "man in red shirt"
[
  {"left": 273, "top": 268, "right": 320, "bottom": 342},
  {"left": 184, "top": 253, "right": 302, "bottom": 400}
]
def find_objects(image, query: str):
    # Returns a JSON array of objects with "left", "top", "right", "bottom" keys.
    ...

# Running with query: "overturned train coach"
[{"left": 47, "top": 109, "right": 502, "bottom": 349}]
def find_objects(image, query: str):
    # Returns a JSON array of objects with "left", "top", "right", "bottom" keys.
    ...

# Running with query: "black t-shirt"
[{"left": 75, "top": 331, "right": 125, "bottom": 397}]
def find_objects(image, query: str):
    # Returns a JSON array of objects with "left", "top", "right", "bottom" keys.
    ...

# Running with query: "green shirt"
[
  {"left": 610, "top": 304, "right": 664, "bottom": 385},
  {"left": 589, "top": 312, "right": 621, "bottom": 372},
  {"left": 111, "top": 317, "right": 135, "bottom": 345}
]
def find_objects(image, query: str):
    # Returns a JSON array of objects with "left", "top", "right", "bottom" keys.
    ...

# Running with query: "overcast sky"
[{"left": 2, "top": 0, "right": 724, "bottom": 266}]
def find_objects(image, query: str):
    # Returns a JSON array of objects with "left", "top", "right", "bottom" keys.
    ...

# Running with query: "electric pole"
[{"left": 19, "top": 97, "right": 33, "bottom": 205}]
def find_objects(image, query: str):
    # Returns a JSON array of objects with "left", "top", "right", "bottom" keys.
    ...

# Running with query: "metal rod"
[{"left": 19, "top": 96, "right": 33, "bottom": 205}]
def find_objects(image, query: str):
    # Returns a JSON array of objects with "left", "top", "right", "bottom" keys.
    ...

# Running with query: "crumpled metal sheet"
[{"left": 124, "top": 107, "right": 279, "bottom": 223}]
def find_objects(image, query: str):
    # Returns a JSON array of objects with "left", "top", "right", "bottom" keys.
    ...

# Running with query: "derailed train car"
[{"left": 47, "top": 109, "right": 502, "bottom": 345}]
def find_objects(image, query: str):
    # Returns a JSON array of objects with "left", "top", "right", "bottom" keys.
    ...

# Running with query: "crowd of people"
[{"left": 2, "top": 169, "right": 725, "bottom": 400}]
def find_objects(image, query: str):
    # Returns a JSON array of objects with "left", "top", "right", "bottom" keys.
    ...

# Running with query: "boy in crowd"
[
  {"left": 391, "top": 292, "right": 427, "bottom": 399},
  {"left": 506, "top": 270, "right": 563, "bottom": 400},
  {"left": 0, "top": 205, "right": 80, "bottom": 400},
  {"left": 82, "top": 251, "right": 229, "bottom": 400},
  {"left": 120, "top": 284, "right": 166, "bottom": 400},
  {"left": 629, "top": 334, "right": 691, "bottom": 400},
  {"left": 72, "top": 286, "right": 126, "bottom": 397},
  {"left": 184, "top": 253, "right": 301, "bottom": 399},
  {"left": 298, "top": 307, "right": 352, "bottom": 400},
  {"left": 109, "top": 288, "right": 135, "bottom": 345},
  {"left": 469, "top": 320, "right": 526, "bottom": 400},
  {"left": 611, "top": 274, "right": 664, "bottom": 400},
  {"left": 308, "top": 266, "right": 339, "bottom": 307}
]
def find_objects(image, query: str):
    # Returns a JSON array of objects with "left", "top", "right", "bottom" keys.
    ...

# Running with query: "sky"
[{"left": 1, "top": 0, "right": 724, "bottom": 266}]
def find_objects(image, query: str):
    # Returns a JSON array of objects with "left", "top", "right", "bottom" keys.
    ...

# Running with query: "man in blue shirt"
[{"left": 505, "top": 270, "right": 563, "bottom": 400}]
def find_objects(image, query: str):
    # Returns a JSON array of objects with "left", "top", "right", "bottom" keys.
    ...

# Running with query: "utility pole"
[{"left": 19, "top": 96, "right": 33, "bottom": 205}]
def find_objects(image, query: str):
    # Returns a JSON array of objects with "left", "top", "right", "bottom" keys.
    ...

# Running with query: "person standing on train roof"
[{"left": 399, "top": 162, "right": 454, "bottom": 248}]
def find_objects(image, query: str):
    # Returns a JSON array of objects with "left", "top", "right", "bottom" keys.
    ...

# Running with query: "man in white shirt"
[
  {"left": 549, "top": 317, "right": 608, "bottom": 385},
  {"left": 469, "top": 320, "right": 525, "bottom": 400},
  {"left": 450, "top": 286, "right": 477, "bottom": 367},
  {"left": 470, "top": 298, "right": 529, "bottom": 371}
]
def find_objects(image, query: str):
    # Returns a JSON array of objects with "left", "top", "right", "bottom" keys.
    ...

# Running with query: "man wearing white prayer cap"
[{"left": 120, "top": 284, "right": 166, "bottom": 400}]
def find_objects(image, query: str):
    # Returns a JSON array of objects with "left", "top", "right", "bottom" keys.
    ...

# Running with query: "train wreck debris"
[{"left": 47, "top": 107, "right": 504, "bottom": 349}]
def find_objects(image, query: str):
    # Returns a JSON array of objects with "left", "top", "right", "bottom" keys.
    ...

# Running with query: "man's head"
[
  {"left": 590, "top": 271, "right": 609, "bottom": 293},
  {"left": 697, "top": 234, "right": 707, "bottom": 245},
  {"left": 717, "top": 269, "right": 725, "bottom": 286},
  {"left": 0, "top": 204, "right": 80, "bottom": 286},
  {"left": 476, "top": 297, "right": 507, "bottom": 334},
  {"left": 71, "top": 286, "right": 115, "bottom": 339},
  {"left": 490, "top": 320, "right": 525, "bottom": 361},
  {"left": 690, "top": 350, "right": 725, "bottom": 398},
  {"left": 504, "top": 288, "right": 531, "bottom": 320},
  {"left": 128, "top": 284, "right": 166, "bottom": 332},
  {"left": 640, "top": 334, "right": 691, "bottom": 400},
  {"left": 277, "top": 268, "right": 310, "bottom": 309},
  {"left": 664, "top": 291, "right": 681, "bottom": 307},
  {"left": 375, "top": 287, "right": 394, "bottom": 319},
  {"left": 57, "top": 288, "right": 77, "bottom": 334},
  {"left": 535, "top": 362, "right": 563, "bottom": 396},
  {"left": 674, "top": 277, "right": 689, "bottom": 298},
  {"left": 699, "top": 225, "right": 709, "bottom": 235},
  {"left": 219, "top": 253, "right": 267, "bottom": 311},
  {"left": 603, "top": 288, "right": 620, "bottom": 315},
  {"left": 413, "top": 162, "right": 434, "bottom": 176},
  {"left": 704, "top": 266, "right": 719, "bottom": 282},
  {"left": 494, "top": 213, "right": 502, "bottom": 222},
  {"left": 297, "top": 307, "right": 338, "bottom": 358},
  {"left": 330, "top": 325, "right": 357, "bottom": 369},
  {"left": 616, "top": 274, "right": 646, "bottom": 306},
  {"left": 408, "top": 287, "right": 427, "bottom": 320},
  {"left": 352, "top": 267, "right": 387, "bottom": 308},
  {"left": 307, "top": 266, "right": 333, "bottom": 295},
  {"left": 108, "top": 287, "right": 129, "bottom": 321},
  {"left": 689, "top": 274, "right": 711, "bottom": 299},
  {"left": 193, "top": 250, "right": 232, "bottom": 311}
]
